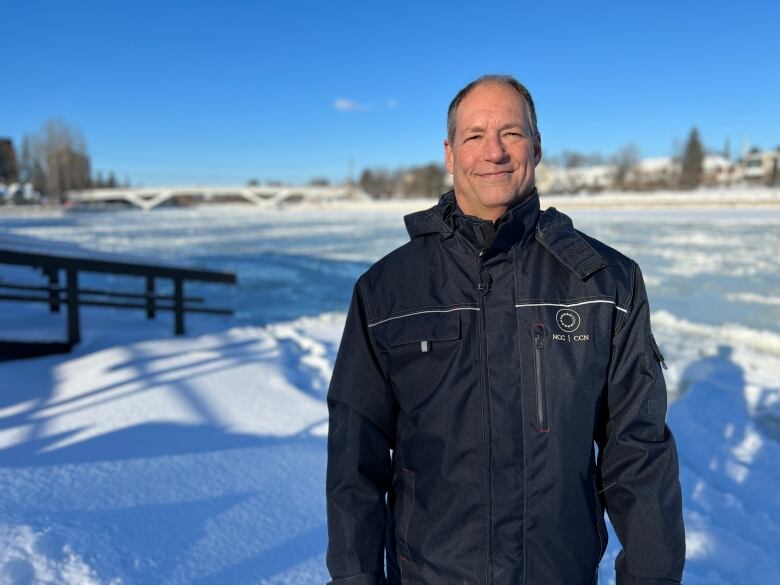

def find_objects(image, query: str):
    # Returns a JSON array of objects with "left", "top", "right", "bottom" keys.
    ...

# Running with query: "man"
[{"left": 326, "top": 74, "right": 685, "bottom": 585}]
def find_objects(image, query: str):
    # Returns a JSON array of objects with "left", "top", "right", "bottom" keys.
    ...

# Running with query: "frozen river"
[{"left": 3, "top": 203, "right": 780, "bottom": 334}]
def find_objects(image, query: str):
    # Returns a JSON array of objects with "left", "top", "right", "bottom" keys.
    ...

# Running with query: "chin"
[{"left": 478, "top": 188, "right": 521, "bottom": 207}]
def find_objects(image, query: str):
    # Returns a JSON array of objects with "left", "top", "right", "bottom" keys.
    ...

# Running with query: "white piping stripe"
[
  {"left": 368, "top": 306, "right": 480, "bottom": 328},
  {"left": 515, "top": 299, "right": 629, "bottom": 314}
]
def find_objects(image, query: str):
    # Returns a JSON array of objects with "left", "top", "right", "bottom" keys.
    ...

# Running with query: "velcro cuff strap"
[
  {"left": 616, "top": 571, "right": 682, "bottom": 585},
  {"left": 327, "top": 572, "right": 387, "bottom": 585}
]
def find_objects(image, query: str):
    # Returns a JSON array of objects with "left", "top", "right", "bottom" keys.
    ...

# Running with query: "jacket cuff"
[
  {"left": 327, "top": 573, "right": 386, "bottom": 585},
  {"left": 616, "top": 572, "right": 682, "bottom": 585}
]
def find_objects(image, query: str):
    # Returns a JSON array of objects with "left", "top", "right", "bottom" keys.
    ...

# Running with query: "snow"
[
  {"left": 0, "top": 303, "right": 335, "bottom": 584},
  {"left": 1, "top": 204, "right": 779, "bottom": 584}
]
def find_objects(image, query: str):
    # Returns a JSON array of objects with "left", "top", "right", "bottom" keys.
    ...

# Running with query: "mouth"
[{"left": 477, "top": 170, "right": 513, "bottom": 178}]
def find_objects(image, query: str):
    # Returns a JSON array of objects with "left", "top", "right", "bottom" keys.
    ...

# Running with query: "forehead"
[{"left": 456, "top": 83, "right": 529, "bottom": 129}]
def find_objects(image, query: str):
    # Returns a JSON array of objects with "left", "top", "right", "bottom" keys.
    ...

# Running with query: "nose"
[{"left": 482, "top": 132, "right": 509, "bottom": 164}]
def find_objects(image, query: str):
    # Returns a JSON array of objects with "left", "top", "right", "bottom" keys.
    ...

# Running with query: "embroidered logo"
[{"left": 555, "top": 308, "right": 581, "bottom": 333}]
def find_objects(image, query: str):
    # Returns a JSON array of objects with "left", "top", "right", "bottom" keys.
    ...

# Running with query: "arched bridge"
[{"left": 67, "top": 185, "right": 368, "bottom": 210}]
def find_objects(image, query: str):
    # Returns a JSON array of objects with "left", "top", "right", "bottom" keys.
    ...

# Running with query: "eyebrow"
[{"left": 462, "top": 123, "right": 525, "bottom": 134}]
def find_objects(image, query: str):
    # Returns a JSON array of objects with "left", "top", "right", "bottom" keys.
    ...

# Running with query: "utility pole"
[{"left": 347, "top": 158, "right": 354, "bottom": 197}]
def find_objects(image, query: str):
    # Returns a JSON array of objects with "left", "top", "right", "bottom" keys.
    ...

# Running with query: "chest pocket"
[
  {"left": 381, "top": 309, "right": 461, "bottom": 349},
  {"left": 371, "top": 309, "right": 466, "bottom": 411},
  {"left": 517, "top": 298, "right": 618, "bottom": 433}
]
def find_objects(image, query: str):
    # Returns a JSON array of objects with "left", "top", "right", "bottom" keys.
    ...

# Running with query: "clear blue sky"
[{"left": 3, "top": 0, "right": 779, "bottom": 186}]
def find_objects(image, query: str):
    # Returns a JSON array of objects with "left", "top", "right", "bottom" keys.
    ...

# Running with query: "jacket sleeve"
[
  {"left": 326, "top": 277, "right": 397, "bottom": 585},
  {"left": 596, "top": 262, "right": 686, "bottom": 585}
]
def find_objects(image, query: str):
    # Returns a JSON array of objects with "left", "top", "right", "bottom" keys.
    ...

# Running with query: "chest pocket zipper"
[{"left": 532, "top": 323, "right": 550, "bottom": 432}]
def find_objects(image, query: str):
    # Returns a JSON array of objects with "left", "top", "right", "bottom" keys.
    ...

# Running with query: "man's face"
[{"left": 444, "top": 83, "right": 542, "bottom": 221}]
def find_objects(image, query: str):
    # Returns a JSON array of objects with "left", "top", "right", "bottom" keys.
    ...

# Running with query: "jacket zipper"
[
  {"left": 532, "top": 323, "right": 549, "bottom": 432},
  {"left": 650, "top": 334, "right": 668, "bottom": 369},
  {"left": 476, "top": 247, "right": 493, "bottom": 584}
]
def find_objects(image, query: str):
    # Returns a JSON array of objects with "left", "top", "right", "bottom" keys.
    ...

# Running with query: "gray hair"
[{"left": 446, "top": 74, "right": 539, "bottom": 145}]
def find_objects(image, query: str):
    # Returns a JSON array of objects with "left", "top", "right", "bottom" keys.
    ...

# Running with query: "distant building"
[
  {"left": 0, "top": 138, "right": 18, "bottom": 184},
  {"left": 536, "top": 163, "right": 617, "bottom": 194},
  {"left": 627, "top": 157, "right": 680, "bottom": 190},
  {"left": 569, "top": 165, "right": 616, "bottom": 192},
  {"left": 742, "top": 149, "right": 780, "bottom": 185},
  {"left": 0, "top": 182, "right": 41, "bottom": 204},
  {"left": 702, "top": 154, "right": 738, "bottom": 186},
  {"left": 535, "top": 162, "right": 564, "bottom": 194}
]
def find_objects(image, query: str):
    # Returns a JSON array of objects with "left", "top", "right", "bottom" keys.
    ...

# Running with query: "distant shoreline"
[{"left": 2, "top": 187, "right": 779, "bottom": 216}]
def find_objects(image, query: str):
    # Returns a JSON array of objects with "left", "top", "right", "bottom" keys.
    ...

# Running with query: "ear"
[
  {"left": 533, "top": 132, "right": 543, "bottom": 167},
  {"left": 444, "top": 139, "right": 454, "bottom": 174}
]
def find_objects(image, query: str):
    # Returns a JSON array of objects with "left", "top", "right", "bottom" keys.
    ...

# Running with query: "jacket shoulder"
[
  {"left": 356, "top": 238, "right": 432, "bottom": 311},
  {"left": 573, "top": 227, "right": 645, "bottom": 310},
  {"left": 576, "top": 229, "right": 636, "bottom": 274},
  {"left": 537, "top": 206, "right": 637, "bottom": 288}
]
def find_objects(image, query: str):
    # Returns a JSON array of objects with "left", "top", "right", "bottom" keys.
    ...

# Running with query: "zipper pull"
[
  {"left": 534, "top": 331, "right": 544, "bottom": 350},
  {"left": 476, "top": 273, "right": 492, "bottom": 294}
]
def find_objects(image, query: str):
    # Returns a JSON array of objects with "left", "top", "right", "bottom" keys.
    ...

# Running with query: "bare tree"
[
  {"left": 16, "top": 120, "right": 92, "bottom": 200},
  {"left": 41, "top": 120, "right": 91, "bottom": 199},
  {"left": 402, "top": 163, "right": 449, "bottom": 198},
  {"left": 18, "top": 135, "right": 47, "bottom": 194},
  {"left": 561, "top": 151, "right": 604, "bottom": 169},
  {"left": 610, "top": 144, "right": 640, "bottom": 189},
  {"left": 360, "top": 168, "right": 392, "bottom": 198}
]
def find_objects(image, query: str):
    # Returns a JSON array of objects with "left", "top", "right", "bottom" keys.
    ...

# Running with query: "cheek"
[
  {"left": 453, "top": 154, "right": 476, "bottom": 175},
  {"left": 511, "top": 147, "right": 535, "bottom": 167}
]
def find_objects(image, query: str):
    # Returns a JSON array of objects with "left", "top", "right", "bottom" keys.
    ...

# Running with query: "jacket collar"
[
  {"left": 405, "top": 189, "right": 539, "bottom": 252},
  {"left": 404, "top": 188, "right": 607, "bottom": 280}
]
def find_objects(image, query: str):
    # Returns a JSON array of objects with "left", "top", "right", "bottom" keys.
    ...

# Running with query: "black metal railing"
[{"left": 0, "top": 243, "right": 237, "bottom": 347}]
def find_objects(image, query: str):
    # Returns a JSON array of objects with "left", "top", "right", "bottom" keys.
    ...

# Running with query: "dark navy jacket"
[{"left": 326, "top": 189, "right": 685, "bottom": 585}]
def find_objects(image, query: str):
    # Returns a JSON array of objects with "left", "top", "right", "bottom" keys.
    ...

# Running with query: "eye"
[{"left": 465, "top": 135, "right": 481, "bottom": 142}]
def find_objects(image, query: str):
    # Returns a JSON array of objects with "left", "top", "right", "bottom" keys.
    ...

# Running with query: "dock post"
[
  {"left": 66, "top": 269, "right": 80, "bottom": 345},
  {"left": 174, "top": 277, "right": 184, "bottom": 335},
  {"left": 46, "top": 268, "right": 60, "bottom": 313},
  {"left": 146, "top": 276, "right": 156, "bottom": 319}
]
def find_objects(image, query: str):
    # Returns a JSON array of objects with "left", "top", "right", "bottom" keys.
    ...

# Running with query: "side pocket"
[
  {"left": 591, "top": 475, "right": 609, "bottom": 559},
  {"left": 649, "top": 333, "right": 667, "bottom": 370},
  {"left": 532, "top": 323, "right": 549, "bottom": 432},
  {"left": 648, "top": 333, "right": 668, "bottom": 415},
  {"left": 399, "top": 468, "right": 416, "bottom": 563}
]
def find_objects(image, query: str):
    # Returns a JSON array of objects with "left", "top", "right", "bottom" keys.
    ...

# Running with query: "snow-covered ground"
[{"left": 1, "top": 203, "right": 779, "bottom": 584}]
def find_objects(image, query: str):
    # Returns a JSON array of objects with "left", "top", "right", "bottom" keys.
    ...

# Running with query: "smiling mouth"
[{"left": 478, "top": 170, "right": 513, "bottom": 177}]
